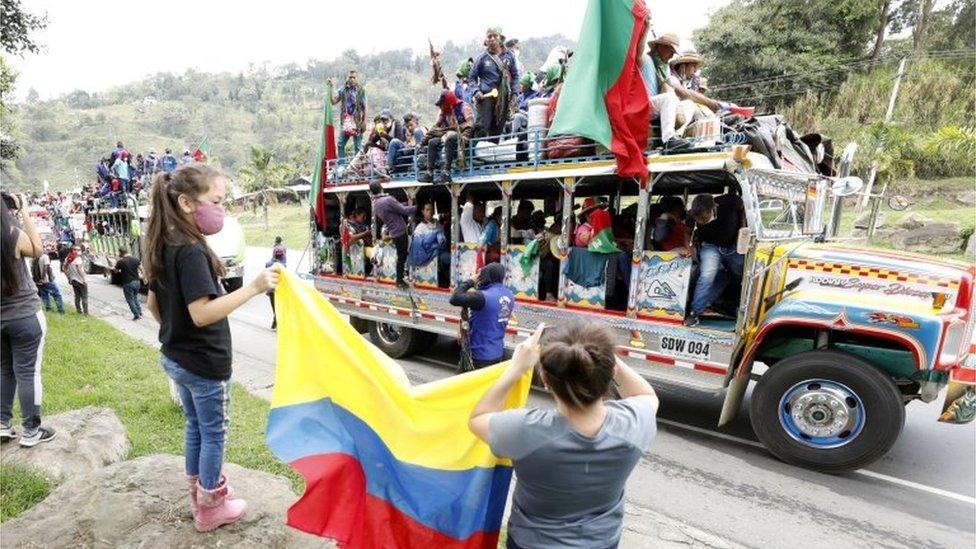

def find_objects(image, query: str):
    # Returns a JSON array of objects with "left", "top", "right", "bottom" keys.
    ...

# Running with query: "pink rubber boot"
[
  {"left": 194, "top": 476, "right": 246, "bottom": 532},
  {"left": 186, "top": 473, "right": 235, "bottom": 515}
]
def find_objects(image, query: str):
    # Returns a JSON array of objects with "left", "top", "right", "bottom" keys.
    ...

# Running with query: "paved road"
[{"left": 70, "top": 246, "right": 975, "bottom": 548}]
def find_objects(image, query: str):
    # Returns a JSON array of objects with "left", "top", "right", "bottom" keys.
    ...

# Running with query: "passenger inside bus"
[
  {"left": 460, "top": 197, "right": 485, "bottom": 243},
  {"left": 369, "top": 181, "right": 416, "bottom": 288},
  {"left": 480, "top": 206, "right": 503, "bottom": 264},
  {"left": 409, "top": 202, "right": 450, "bottom": 287},
  {"left": 684, "top": 189, "right": 745, "bottom": 327},
  {"left": 652, "top": 196, "right": 691, "bottom": 254},
  {"left": 340, "top": 207, "right": 372, "bottom": 276}
]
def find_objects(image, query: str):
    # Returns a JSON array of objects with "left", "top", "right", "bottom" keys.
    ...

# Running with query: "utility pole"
[{"left": 858, "top": 57, "right": 907, "bottom": 209}]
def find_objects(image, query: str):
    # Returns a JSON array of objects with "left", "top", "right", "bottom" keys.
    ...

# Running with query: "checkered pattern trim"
[{"left": 787, "top": 259, "right": 959, "bottom": 289}]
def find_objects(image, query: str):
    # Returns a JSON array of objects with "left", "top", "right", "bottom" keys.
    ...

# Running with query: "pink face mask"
[{"left": 193, "top": 202, "right": 225, "bottom": 235}]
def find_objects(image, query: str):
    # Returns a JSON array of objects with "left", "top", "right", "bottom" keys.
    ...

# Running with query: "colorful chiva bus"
[{"left": 308, "top": 137, "right": 975, "bottom": 473}]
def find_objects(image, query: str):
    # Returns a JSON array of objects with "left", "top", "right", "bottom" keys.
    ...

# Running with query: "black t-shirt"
[
  {"left": 695, "top": 194, "right": 744, "bottom": 248},
  {"left": 116, "top": 256, "right": 141, "bottom": 285},
  {"left": 151, "top": 244, "right": 232, "bottom": 380}
]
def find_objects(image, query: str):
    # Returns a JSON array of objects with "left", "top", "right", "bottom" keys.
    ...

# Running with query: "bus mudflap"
[{"left": 939, "top": 367, "right": 975, "bottom": 424}]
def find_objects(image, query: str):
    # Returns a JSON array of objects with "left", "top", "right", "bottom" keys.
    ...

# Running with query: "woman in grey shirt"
[
  {"left": 1, "top": 197, "right": 56, "bottom": 447},
  {"left": 470, "top": 322, "right": 659, "bottom": 549}
]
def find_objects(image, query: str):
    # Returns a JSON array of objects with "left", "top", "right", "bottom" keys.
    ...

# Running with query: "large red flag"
[{"left": 311, "top": 86, "right": 336, "bottom": 231}]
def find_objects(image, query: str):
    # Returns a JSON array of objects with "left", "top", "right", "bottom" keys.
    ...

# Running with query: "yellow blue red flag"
[{"left": 266, "top": 270, "right": 532, "bottom": 548}]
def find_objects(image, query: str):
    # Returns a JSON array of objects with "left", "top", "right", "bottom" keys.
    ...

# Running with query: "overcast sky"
[{"left": 8, "top": 0, "right": 730, "bottom": 101}]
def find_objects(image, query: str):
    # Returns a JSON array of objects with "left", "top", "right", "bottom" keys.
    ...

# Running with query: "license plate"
[{"left": 660, "top": 336, "right": 711, "bottom": 362}]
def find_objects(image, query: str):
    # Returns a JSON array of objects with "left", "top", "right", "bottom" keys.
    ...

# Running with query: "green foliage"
[
  {"left": 922, "top": 125, "right": 976, "bottom": 176},
  {"left": 694, "top": 0, "right": 880, "bottom": 104},
  {"left": 0, "top": 0, "right": 48, "bottom": 57},
  {"left": 0, "top": 465, "right": 52, "bottom": 522}
]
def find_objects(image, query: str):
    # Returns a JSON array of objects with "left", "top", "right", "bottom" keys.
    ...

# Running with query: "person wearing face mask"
[
  {"left": 449, "top": 263, "right": 515, "bottom": 368},
  {"left": 143, "top": 165, "right": 279, "bottom": 533}
]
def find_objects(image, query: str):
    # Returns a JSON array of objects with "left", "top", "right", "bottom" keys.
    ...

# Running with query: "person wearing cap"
[
  {"left": 418, "top": 90, "right": 474, "bottom": 184},
  {"left": 328, "top": 70, "right": 368, "bottom": 161},
  {"left": 469, "top": 27, "right": 519, "bottom": 141},
  {"left": 369, "top": 180, "right": 416, "bottom": 288},
  {"left": 640, "top": 34, "right": 732, "bottom": 148},
  {"left": 453, "top": 58, "right": 475, "bottom": 104}
]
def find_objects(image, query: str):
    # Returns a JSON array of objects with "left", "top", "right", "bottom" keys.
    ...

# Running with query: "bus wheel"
[
  {"left": 368, "top": 321, "right": 418, "bottom": 359},
  {"left": 750, "top": 349, "right": 904, "bottom": 473}
]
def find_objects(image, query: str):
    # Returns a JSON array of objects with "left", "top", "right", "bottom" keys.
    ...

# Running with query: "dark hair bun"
[{"left": 540, "top": 323, "right": 616, "bottom": 409}]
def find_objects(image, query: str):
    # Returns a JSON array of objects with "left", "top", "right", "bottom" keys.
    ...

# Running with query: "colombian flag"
[{"left": 266, "top": 270, "right": 532, "bottom": 548}]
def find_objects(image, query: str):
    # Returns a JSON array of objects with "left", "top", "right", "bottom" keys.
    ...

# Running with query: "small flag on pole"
[{"left": 192, "top": 136, "right": 212, "bottom": 162}]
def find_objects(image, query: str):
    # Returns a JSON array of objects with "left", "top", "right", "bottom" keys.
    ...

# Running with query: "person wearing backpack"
[{"left": 161, "top": 149, "right": 179, "bottom": 174}]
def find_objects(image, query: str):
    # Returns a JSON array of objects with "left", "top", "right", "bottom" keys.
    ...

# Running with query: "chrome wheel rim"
[{"left": 778, "top": 379, "right": 865, "bottom": 449}]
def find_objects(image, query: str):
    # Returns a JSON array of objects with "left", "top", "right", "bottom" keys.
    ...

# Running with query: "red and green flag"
[
  {"left": 311, "top": 84, "right": 337, "bottom": 231},
  {"left": 549, "top": 0, "right": 651, "bottom": 181},
  {"left": 192, "top": 136, "right": 212, "bottom": 162}
]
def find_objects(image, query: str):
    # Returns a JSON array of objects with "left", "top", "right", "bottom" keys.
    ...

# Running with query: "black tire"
[
  {"left": 349, "top": 316, "right": 369, "bottom": 334},
  {"left": 367, "top": 321, "right": 419, "bottom": 359},
  {"left": 750, "top": 349, "right": 905, "bottom": 473}
]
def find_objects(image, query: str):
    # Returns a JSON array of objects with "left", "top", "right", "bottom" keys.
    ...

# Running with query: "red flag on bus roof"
[{"left": 311, "top": 85, "right": 337, "bottom": 231}]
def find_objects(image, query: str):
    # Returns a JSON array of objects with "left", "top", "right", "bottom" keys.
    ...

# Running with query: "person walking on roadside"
[
  {"left": 449, "top": 263, "right": 515, "bottom": 368},
  {"left": 63, "top": 245, "right": 89, "bottom": 315},
  {"left": 265, "top": 245, "right": 286, "bottom": 330},
  {"left": 1, "top": 197, "right": 57, "bottom": 447},
  {"left": 113, "top": 247, "right": 143, "bottom": 320},
  {"left": 32, "top": 252, "right": 65, "bottom": 314},
  {"left": 469, "top": 322, "right": 658, "bottom": 549},
  {"left": 143, "top": 165, "right": 279, "bottom": 533}
]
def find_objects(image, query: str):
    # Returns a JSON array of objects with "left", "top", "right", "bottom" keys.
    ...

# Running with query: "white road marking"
[{"left": 656, "top": 418, "right": 976, "bottom": 506}]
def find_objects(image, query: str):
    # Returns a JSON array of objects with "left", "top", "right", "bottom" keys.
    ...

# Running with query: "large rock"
[
  {"left": 897, "top": 212, "right": 932, "bottom": 230},
  {"left": 853, "top": 211, "right": 885, "bottom": 230},
  {"left": 891, "top": 223, "right": 964, "bottom": 255},
  {"left": 0, "top": 406, "right": 129, "bottom": 480},
  {"left": 955, "top": 190, "right": 976, "bottom": 205},
  {"left": 966, "top": 234, "right": 975, "bottom": 260},
  {"left": 2, "top": 454, "right": 328, "bottom": 548}
]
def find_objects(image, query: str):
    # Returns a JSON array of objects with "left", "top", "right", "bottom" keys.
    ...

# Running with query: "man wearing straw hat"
[{"left": 640, "top": 33, "right": 732, "bottom": 148}]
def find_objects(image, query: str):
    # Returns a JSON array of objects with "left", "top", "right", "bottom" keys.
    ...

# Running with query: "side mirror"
[
  {"left": 830, "top": 176, "right": 864, "bottom": 197},
  {"left": 736, "top": 227, "right": 753, "bottom": 255}
]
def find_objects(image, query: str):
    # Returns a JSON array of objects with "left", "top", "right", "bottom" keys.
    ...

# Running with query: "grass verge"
[
  {"left": 0, "top": 465, "right": 52, "bottom": 522},
  {"left": 237, "top": 203, "right": 311, "bottom": 251},
  {"left": 0, "top": 312, "right": 301, "bottom": 521}
]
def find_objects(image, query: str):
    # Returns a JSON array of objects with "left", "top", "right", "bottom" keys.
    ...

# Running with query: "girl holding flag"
[{"left": 143, "top": 164, "right": 279, "bottom": 532}]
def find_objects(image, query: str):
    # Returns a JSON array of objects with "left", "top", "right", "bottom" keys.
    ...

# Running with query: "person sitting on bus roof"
[
  {"left": 670, "top": 51, "right": 707, "bottom": 94},
  {"left": 460, "top": 197, "right": 485, "bottom": 243},
  {"left": 418, "top": 90, "right": 474, "bottom": 184},
  {"left": 449, "top": 262, "right": 515, "bottom": 369},
  {"left": 369, "top": 181, "right": 416, "bottom": 288},
  {"left": 652, "top": 196, "right": 691, "bottom": 255},
  {"left": 685, "top": 191, "right": 745, "bottom": 327},
  {"left": 388, "top": 112, "right": 426, "bottom": 174},
  {"left": 640, "top": 33, "right": 732, "bottom": 149},
  {"left": 470, "top": 26, "right": 519, "bottom": 142},
  {"left": 364, "top": 114, "right": 393, "bottom": 178}
]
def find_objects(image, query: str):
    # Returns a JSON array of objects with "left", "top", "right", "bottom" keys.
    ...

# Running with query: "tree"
[
  {"left": 236, "top": 146, "right": 288, "bottom": 192},
  {"left": 0, "top": 0, "right": 48, "bottom": 56},
  {"left": 869, "top": 0, "right": 895, "bottom": 60},
  {"left": 694, "top": 0, "right": 881, "bottom": 106}
]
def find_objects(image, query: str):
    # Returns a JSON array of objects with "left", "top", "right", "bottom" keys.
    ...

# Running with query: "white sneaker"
[
  {"left": 18, "top": 426, "right": 56, "bottom": 447},
  {"left": 0, "top": 423, "right": 15, "bottom": 443}
]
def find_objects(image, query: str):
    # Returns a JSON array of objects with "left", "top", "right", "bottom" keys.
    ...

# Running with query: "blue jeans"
[
  {"left": 122, "top": 280, "right": 141, "bottom": 318},
  {"left": 690, "top": 243, "right": 744, "bottom": 315},
  {"left": 37, "top": 281, "right": 64, "bottom": 313},
  {"left": 161, "top": 355, "right": 230, "bottom": 489},
  {"left": 337, "top": 133, "right": 362, "bottom": 160}
]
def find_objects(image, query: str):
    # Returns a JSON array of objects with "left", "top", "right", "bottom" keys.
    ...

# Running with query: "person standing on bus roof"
[
  {"left": 369, "top": 181, "right": 416, "bottom": 289},
  {"left": 449, "top": 263, "right": 514, "bottom": 368}
]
